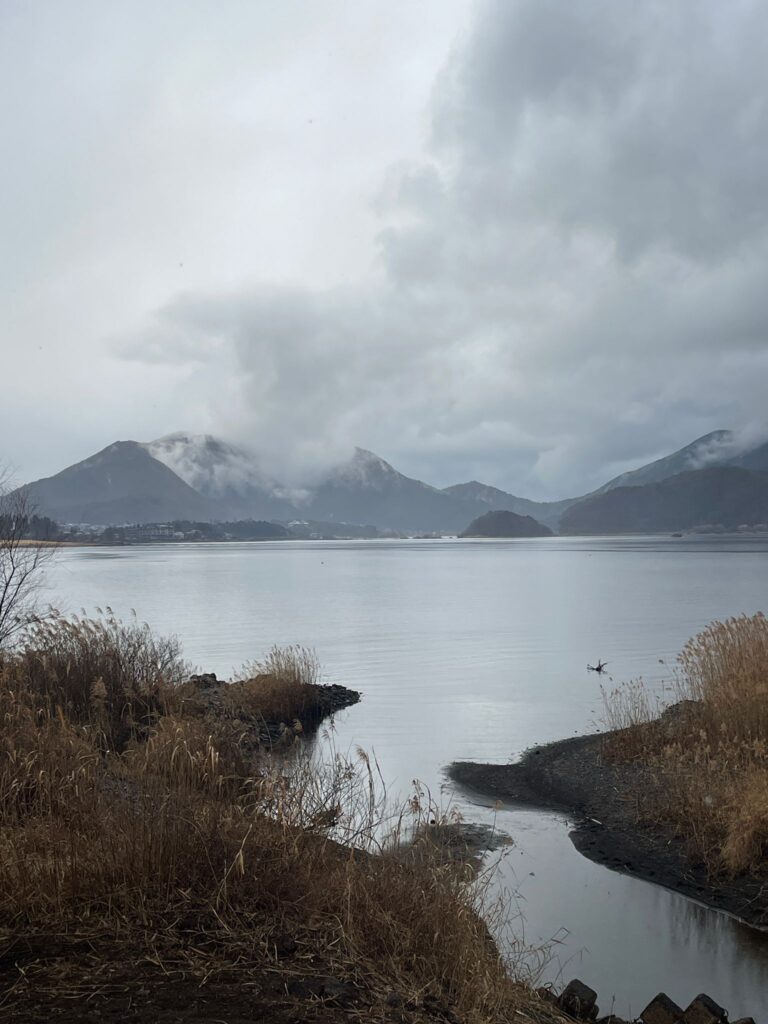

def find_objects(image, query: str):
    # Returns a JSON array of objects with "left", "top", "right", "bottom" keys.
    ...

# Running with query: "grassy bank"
[
  {"left": 0, "top": 613, "right": 560, "bottom": 1023},
  {"left": 602, "top": 612, "right": 768, "bottom": 877}
]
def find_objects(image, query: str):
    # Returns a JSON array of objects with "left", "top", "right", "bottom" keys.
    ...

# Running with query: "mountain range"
[
  {"left": 22, "top": 435, "right": 485, "bottom": 532},
  {"left": 560, "top": 467, "right": 768, "bottom": 535},
  {"left": 15, "top": 429, "right": 768, "bottom": 535}
]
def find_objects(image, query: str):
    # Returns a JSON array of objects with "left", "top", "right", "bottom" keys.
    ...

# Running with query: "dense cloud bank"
[
  {"left": 5, "top": 1, "right": 768, "bottom": 496},
  {"left": 124, "top": 0, "right": 768, "bottom": 497}
]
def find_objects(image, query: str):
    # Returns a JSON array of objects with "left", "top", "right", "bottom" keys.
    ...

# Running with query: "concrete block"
[
  {"left": 641, "top": 993, "right": 684, "bottom": 1024},
  {"left": 683, "top": 993, "right": 727, "bottom": 1024},
  {"left": 559, "top": 978, "right": 598, "bottom": 1019}
]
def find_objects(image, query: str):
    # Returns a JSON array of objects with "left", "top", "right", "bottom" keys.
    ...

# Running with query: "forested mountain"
[
  {"left": 306, "top": 448, "right": 478, "bottom": 532},
  {"left": 460, "top": 510, "right": 553, "bottom": 538},
  {"left": 23, "top": 442, "right": 222, "bottom": 526},
  {"left": 442, "top": 481, "right": 573, "bottom": 529},
  {"left": 559, "top": 467, "right": 768, "bottom": 534}
]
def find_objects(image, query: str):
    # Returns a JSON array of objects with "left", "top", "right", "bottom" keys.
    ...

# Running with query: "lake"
[{"left": 45, "top": 536, "right": 768, "bottom": 1019}]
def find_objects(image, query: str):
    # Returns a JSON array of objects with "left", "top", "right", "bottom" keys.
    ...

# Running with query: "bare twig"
[{"left": 0, "top": 478, "right": 58, "bottom": 649}]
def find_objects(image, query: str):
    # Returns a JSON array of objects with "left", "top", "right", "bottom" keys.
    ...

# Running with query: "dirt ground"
[{"left": 0, "top": 930, "right": 472, "bottom": 1024}]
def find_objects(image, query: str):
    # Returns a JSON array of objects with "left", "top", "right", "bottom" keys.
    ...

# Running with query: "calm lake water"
[{"left": 46, "top": 536, "right": 768, "bottom": 1019}]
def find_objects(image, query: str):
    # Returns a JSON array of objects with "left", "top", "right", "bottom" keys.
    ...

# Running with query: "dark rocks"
[
  {"left": 186, "top": 672, "right": 218, "bottom": 690},
  {"left": 304, "top": 682, "right": 362, "bottom": 721},
  {"left": 640, "top": 993, "right": 684, "bottom": 1024},
  {"left": 682, "top": 994, "right": 727, "bottom": 1024},
  {"left": 180, "top": 672, "right": 360, "bottom": 748},
  {"left": 558, "top": 978, "right": 598, "bottom": 1019}
]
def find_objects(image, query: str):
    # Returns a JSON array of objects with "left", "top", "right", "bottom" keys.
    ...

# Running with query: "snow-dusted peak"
[
  {"left": 326, "top": 448, "right": 402, "bottom": 489},
  {"left": 143, "top": 432, "right": 274, "bottom": 499},
  {"left": 353, "top": 447, "right": 398, "bottom": 472},
  {"left": 598, "top": 429, "right": 738, "bottom": 493}
]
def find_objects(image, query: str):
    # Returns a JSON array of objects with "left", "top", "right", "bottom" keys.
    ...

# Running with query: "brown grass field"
[
  {"left": 602, "top": 612, "right": 768, "bottom": 876},
  {"left": 0, "top": 612, "right": 562, "bottom": 1023}
]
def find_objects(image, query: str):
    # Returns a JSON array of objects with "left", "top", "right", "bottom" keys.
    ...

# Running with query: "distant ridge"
[
  {"left": 443, "top": 481, "right": 573, "bottom": 529},
  {"left": 23, "top": 441, "right": 222, "bottom": 525},
  {"left": 560, "top": 466, "right": 768, "bottom": 534},
  {"left": 307, "top": 448, "right": 478, "bottom": 532},
  {"left": 16, "top": 427, "right": 768, "bottom": 534},
  {"left": 595, "top": 430, "right": 737, "bottom": 493}
]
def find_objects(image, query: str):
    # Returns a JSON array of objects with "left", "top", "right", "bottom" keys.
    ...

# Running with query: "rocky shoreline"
[
  {"left": 448, "top": 727, "right": 768, "bottom": 931},
  {"left": 181, "top": 672, "right": 361, "bottom": 747}
]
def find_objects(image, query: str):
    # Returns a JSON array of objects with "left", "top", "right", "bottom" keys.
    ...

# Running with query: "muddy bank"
[{"left": 448, "top": 728, "right": 768, "bottom": 931}]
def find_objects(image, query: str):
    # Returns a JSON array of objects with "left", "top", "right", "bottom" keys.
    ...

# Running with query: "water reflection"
[{"left": 477, "top": 804, "right": 768, "bottom": 1019}]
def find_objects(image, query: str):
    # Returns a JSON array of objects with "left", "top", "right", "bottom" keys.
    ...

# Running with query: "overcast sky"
[{"left": 3, "top": 0, "right": 768, "bottom": 499}]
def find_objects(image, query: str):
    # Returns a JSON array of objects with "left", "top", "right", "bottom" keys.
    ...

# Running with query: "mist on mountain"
[{"left": 18, "top": 427, "right": 768, "bottom": 535}]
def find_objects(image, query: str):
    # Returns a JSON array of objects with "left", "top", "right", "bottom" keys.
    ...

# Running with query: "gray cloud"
[
  {"left": 5, "top": 1, "right": 768, "bottom": 498},
  {"left": 432, "top": 0, "right": 768, "bottom": 263},
  {"left": 121, "top": 0, "right": 768, "bottom": 498},
  {"left": 1, "top": 0, "right": 468, "bottom": 481}
]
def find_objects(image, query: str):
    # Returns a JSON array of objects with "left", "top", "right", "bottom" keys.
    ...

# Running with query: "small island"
[{"left": 460, "top": 509, "right": 553, "bottom": 538}]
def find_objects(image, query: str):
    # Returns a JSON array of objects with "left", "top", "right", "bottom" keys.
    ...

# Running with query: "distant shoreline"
[
  {"left": 16, "top": 539, "right": 83, "bottom": 547},
  {"left": 52, "top": 529, "right": 768, "bottom": 548},
  {"left": 449, "top": 726, "right": 768, "bottom": 931}
]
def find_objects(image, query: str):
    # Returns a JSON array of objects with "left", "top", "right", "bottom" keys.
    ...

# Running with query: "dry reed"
[
  {"left": 601, "top": 613, "right": 768, "bottom": 875},
  {"left": 224, "top": 644, "right": 322, "bottom": 722}
]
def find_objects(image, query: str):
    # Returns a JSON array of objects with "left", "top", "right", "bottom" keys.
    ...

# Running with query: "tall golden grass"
[
  {"left": 0, "top": 609, "right": 186, "bottom": 749},
  {"left": 0, "top": 613, "right": 557, "bottom": 1022},
  {"left": 602, "top": 612, "right": 768, "bottom": 875},
  {"left": 223, "top": 644, "right": 323, "bottom": 722}
]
